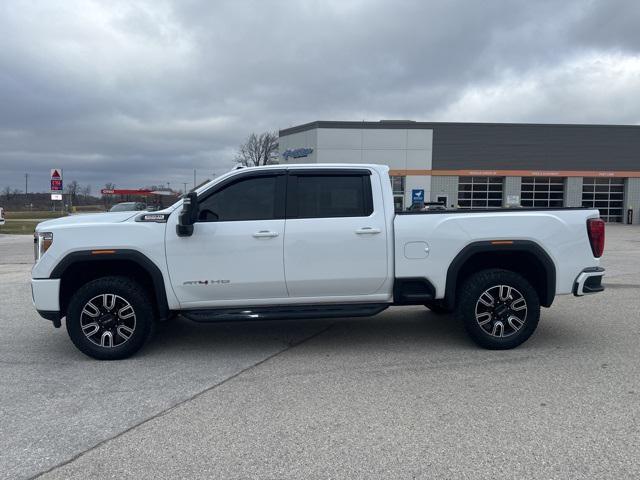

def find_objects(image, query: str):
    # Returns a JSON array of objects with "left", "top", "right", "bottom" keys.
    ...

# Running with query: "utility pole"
[
  {"left": 182, "top": 182, "right": 188, "bottom": 194},
  {"left": 193, "top": 169, "right": 196, "bottom": 189},
  {"left": 25, "top": 173, "right": 28, "bottom": 195}
]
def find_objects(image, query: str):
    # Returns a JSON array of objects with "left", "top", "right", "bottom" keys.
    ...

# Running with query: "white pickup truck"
[{"left": 31, "top": 164, "right": 605, "bottom": 360}]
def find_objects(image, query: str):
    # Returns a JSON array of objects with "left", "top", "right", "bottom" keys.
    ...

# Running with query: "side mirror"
[{"left": 176, "top": 192, "right": 198, "bottom": 237}]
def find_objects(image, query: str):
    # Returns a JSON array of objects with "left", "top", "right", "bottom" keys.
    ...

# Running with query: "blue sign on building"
[
  {"left": 412, "top": 189, "right": 425, "bottom": 204},
  {"left": 282, "top": 148, "right": 313, "bottom": 160}
]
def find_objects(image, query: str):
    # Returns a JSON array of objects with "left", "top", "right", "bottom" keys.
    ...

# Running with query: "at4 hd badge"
[{"left": 183, "top": 279, "right": 231, "bottom": 286}]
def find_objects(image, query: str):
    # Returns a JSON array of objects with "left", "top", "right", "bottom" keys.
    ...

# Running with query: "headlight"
[{"left": 34, "top": 232, "right": 53, "bottom": 262}]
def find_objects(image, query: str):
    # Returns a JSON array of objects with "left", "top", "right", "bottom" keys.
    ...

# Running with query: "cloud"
[
  {"left": 0, "top": 0, "right": 639, "bottom": 192},
  {"left": 435, "top": 52, "right": 640, "bottom": 123}
]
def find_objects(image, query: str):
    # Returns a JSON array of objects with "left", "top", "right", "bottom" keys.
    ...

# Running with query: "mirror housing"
[{"left": 176, "top": 192, "right": 198, "bottom": 237}]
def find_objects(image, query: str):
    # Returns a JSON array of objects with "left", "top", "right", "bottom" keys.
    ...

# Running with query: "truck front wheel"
[
  {"left": 456, "top": 269, "right": 540, "bottom": 349},
  {"left": 66, "top": 276, "right": 155, "bottom": 360}
]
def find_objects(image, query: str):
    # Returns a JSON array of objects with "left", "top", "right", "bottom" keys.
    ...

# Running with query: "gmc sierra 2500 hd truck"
[{"left": 31, "top": 164, "right": 605, "bottom": 360}]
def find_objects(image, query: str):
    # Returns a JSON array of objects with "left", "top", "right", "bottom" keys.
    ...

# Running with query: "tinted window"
[
  {"left": 293, "top": 175, "right": 372, "bottom": 218},
  {"left": 198, "top": 175, "right": 279, "bottom": 222}
]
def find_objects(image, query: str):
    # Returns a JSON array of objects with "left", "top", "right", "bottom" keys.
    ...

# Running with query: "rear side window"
[
  {"left": 288, "top": 174, "right": 373, "bottom": 218},
  {"left": 198, "top": 175, "right": 283, "bottom": 222}
]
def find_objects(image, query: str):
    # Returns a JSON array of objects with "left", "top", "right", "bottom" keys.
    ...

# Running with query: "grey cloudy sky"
[{"left": 1, "top": 0, "right": 640, "bottom": 193}]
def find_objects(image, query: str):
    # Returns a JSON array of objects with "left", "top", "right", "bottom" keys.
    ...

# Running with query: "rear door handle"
[
  {"left": 253, "top": 230, "right": 279, "bottom": 238},
  {"left": 355, "top": 227, "right": 382, "bottom": 235}
]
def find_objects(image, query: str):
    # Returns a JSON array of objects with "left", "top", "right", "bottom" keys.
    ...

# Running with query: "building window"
[
  {"left": 521, "top": 177, "right": 565, "bottom": 208},
  {"left": 458, "top": 176, "right": 504, "bottom": 209},
  {"left": 390, "top": 176, "right": 405, "bottom": 211},
  {"left": 582, "top": 177, "right": 624, "bottom": 223}
]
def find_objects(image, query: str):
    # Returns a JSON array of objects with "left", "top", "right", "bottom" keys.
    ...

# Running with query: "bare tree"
[
  {"left": 81, "top": 184, "right": 92, "bottom": 200},
  {"left": 66, "top": 180, "right": 79, "bottom": 204},
  {"left": 235, "top": 131, "right": 279, "bottom": 167},
  {"left": 2, "top": 186, "right": 11, "bottom": 199},
  {"left": 102, "top": 183, "right": 116, "bottom": 208}
]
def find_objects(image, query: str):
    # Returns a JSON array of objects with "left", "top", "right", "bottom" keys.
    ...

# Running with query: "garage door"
[
  {"left": 582, "top": 177, "right": 624, "bottom": 223},
  {"left": 458, "top": 176, "right": 504, "bottom": 209},
  {"left": 521, "top": 177, "right": 565, "bottom": 208}
]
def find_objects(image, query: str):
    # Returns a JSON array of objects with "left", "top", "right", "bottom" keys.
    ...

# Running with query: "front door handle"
[
  {"left": 253, "top": 230, "right": 279, "bottom": 238},
  {"left": 355, "top": 227, "right": 382, "bottom": 235}
]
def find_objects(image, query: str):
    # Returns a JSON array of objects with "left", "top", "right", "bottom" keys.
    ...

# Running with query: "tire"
[
  {"left": 424, "top": 301, "right": 452, "bottom": 315},
  {"left": 66, "top": 276, "right": 155, "bottom": 360},
  {"left": 456, "top": 269, "right": 540, "bottom": 350}
]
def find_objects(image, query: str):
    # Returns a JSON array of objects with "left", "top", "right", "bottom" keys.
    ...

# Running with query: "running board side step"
[{"left": 181, "top": 303, "right": 389, "bottom": 323}]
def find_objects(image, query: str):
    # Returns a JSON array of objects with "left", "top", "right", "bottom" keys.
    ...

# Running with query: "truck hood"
[{"left": 36, "top": 211, "right": 138, "bottom": 230}]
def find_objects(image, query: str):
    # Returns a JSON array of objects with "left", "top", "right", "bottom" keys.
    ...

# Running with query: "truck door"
[
  {"left": 283, "top": 169, "right": 389, "bottom": 297},
  {"left": 165, "top": 171, "right": 287, "bottom": 307}
]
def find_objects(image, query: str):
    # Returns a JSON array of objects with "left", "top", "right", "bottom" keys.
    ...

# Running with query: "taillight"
[{"left": 587, "top": 218, "right": 605, "bottom": 258}]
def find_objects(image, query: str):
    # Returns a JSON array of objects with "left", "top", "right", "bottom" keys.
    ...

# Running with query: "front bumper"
[
  {"left": 573, "top": 267, "right": 605, "bottom": 296},
  {"left": 31, "top": 278, "right": 62, "bottom": 326}
]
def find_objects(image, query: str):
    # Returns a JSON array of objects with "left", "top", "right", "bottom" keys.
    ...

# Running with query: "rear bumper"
[
  {"left": 31, "top": 279, "right": 62, "bottom": 325},
  {"left": 573, "top": 267, "right": 605, "bottom": 296}
]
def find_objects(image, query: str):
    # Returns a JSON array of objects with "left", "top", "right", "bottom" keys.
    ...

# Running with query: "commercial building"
[{"left": 279, "top": 121, "right": 640, "bottom": 223}]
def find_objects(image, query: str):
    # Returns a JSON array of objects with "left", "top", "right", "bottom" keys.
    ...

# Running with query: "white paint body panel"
[
  {"left": 31, "top": 163, "right": 601, "bottom": 316},
  {"left": 393, "top": 210, "right": 601, "bottom": 298},
  {"left": 31, "top": 279, "right": 61, "bottom": 311},
  {"left": 164, "top": 218, "right": 288, "bottom": 307},
  {"left": 283, "top": 169, "right": 391, "bottom": 297},
  {"left": 31, "top": 214, "right": 182, "bottom": 310}
]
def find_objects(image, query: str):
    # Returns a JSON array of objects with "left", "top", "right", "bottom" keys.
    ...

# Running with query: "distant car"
[
  {"left": 405, "top": 202, "right": 446, "bottom": 212},
  {"left": 0, "top": 207, "right": 5, "bottom": 225},
  {"left": 109, "top": 202, "right": 147, "bottom": 212},
  {"left": 423, "top": 202, "right": 447, "bottom": 211}
]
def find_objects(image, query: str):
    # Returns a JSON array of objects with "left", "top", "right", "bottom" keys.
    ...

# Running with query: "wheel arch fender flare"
[
  {"left": 50, "top": 249, "right": 170, "bottom": 320},
  {"left": 443, "top": 240, "right": 556, "bottom": 310}
]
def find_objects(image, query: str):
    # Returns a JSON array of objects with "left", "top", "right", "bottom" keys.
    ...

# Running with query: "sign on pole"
[
  {"left": 51, "top": 194, "right": 63, "bottom": 201},
  {"left": 411, "top": 189, "right": 425, "bottom": 205},
  {"left": 50, "top": 169, "right": 63, "bottom": 193}
]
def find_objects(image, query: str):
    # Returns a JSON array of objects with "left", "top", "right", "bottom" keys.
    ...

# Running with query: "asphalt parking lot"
[{"left": 1, "top": 226, "right": 639, "bottom": 479}]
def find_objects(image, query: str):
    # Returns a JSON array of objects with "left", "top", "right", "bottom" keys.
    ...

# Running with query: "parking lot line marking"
[{"left": 27, "top": 322, "right": 336, "bottom": 480}]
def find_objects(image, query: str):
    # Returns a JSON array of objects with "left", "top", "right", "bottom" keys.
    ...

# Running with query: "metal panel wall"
[{"left": 280, "top": 121, "right": 640, "bottom": 172}]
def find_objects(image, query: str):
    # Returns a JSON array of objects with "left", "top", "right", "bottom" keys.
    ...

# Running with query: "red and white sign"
[
  {"left": 100, "top": 188, "right": 174, "bottom": 196},
  {"left": 50, "top": 168, "right": 63, "bottom": 192},
  {"left": 101, "top": 188, "right": 153, "bottom": 195}
]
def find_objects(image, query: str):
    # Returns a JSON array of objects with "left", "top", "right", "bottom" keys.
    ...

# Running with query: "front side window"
[
  {"left": 290, "top": 174, "right": 373, "bottom": 218},
  {"left": 198, "top": 175, "right": 280, "bottom": 222}
]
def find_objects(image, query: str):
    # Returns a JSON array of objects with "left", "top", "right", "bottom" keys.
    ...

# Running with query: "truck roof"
[
  {"left": 234, "top": 163, "right": 388, "bottom": 172},
  {"left": 194, "top": 163, "right": 389, "bottom": 196}
]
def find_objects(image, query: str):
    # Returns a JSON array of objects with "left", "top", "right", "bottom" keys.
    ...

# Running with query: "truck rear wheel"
[
  {"left": 456, "top": 269, "right": 540, "bottom": 349},
  {"left": 66, "top": 276, "right": 155, "bottom": 360}
]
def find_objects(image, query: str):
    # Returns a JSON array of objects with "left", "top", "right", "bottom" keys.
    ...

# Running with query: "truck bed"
[{"left": 393, "top": 207, "right": 601, "bottom": 299}]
